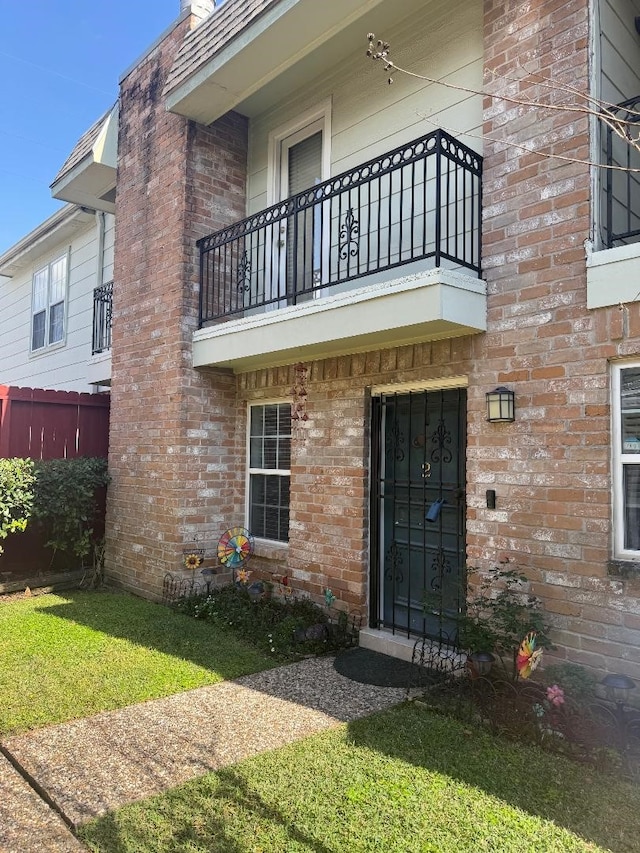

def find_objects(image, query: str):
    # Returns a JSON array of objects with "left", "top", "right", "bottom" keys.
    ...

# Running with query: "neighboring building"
[
  {"left": 0, "top": 203, "right": 115, "bottom": 393},
  {"left": 45, "top": 0, "right": 640, "bottom": 680}
]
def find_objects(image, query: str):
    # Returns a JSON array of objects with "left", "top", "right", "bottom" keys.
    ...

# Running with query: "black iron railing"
[
  {"left": 603, "top": 95, "right": 640, "bottom": 247},
  {"left": 197, "top": 129, "right": 482, "bottom": 324},
  {"left": 92, "top": 280, "right": 113, "bottom": 355}
]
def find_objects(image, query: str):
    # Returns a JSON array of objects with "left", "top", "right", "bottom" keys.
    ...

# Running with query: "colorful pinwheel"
[{"left": 516, "top": 631, "right": 543, "bottom": 679}]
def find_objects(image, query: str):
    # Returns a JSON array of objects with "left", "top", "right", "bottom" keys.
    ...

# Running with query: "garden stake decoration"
[
  {"left": 516, "top": 632, "right": 543, "bottom": 679},
  {"left": 183, "top": 549, "right": 206, "bottom": 592},
  {"left": 217, "top": 526, "right": 254, "bottom": 583},
  {"left": 184, "top": 553, "right": 203, "bottom": 571}
]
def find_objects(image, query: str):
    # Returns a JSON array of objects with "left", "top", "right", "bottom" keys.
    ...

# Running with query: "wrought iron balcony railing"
[
  {"left": 197, "top": 129, "right": 482, "bottom": 324},
  {"left": 92, "top": 280, "right": 113, "bottom": 355},
  {"left": 603, "top": 95, "right": 640, "bottom": 247}
]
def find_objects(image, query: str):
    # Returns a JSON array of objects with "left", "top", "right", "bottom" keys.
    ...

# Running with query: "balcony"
[
  {"left": 87, "top": 281, "right": 112, "bottom": 387},
  {"left": 603, "top": 95, "right": 640, "bottom": 249},
  {"left": 193, "top": 130, "right": 487, "bottom": 371},
  {"left": 92, "top": 281, "right": 113, "bottom": 354},
  {"left": 587, "top": 96, "right": 640, "bottom": 309}
]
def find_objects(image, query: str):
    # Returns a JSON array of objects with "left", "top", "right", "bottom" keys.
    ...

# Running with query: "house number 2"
[{"left": 421, "top": 462, "right": 431, "bottom": 478}]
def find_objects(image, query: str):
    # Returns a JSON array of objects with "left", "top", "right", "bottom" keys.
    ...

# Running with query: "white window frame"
[
  {"left": 246, "top": 400, "right": 291, "bottom": 543},
  {"left": 266, "top": 99, "right": 332, "bottom": 207},
  {"left": 30, "top": 251, "right": 69, "bottom": 353},
  {"left": 612, "top": 361, "right": 640, "bottom": 559}
]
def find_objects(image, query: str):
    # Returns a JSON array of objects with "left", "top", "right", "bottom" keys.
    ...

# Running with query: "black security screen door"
[{"left": 370, "top": 388, "right": 467, "bottom": 639}]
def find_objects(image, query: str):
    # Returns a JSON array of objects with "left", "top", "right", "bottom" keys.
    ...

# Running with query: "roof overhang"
[
  {"left": 165, "top": 0, "right": 389, "bottom": 124},
  {"left": 51, "top": 104, "right": 118, "bottom": 213},
  {"left": 193, "top": 268, "right": 487, "bottom": 372},
  {"left": 0, "top": 206, "right": 94, "bottom": 278}
]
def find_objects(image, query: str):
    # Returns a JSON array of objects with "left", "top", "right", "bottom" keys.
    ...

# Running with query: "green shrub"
[
  {"left": 32, "top": 457, "right": 109, "bottom": 565},
  {"left": 0, "top": 458, "right": 35, "bottom": 554},
  {"left": 459, "top": 564, "right": 554, "bottom": 656},
  {"left": 178, "top": 584, "right": 357, "bottom": 659},
  {"left": 543, "top": 662, "right": 597, "bottom": 702}
]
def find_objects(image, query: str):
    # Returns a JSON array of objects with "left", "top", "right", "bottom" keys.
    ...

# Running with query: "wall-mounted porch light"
[{"left": 486, "top": 387, "right": 515, "bottom": 423}]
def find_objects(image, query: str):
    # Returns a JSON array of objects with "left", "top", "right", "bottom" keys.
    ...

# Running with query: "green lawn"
[
  {"left": 0, "top": 591, "right": 278, "bottom": 734},
  {"left": 79, "top": 703, "right": 640, "bottom": 853}
]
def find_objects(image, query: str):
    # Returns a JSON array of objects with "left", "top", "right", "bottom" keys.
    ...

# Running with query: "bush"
[
  {"left": 177, "top": 584, "right": 357, "bottom": 659},
  {"left": 543, "top": 662, "right": 597, "bottom": 702},
  {"left": 460, "top": 564, "right": 554, "bottom": 655},
  {"left": 32, "top": 457, "right": 109, "bottom": 565},
  {"left": 0, "top": 458, "right": 35, "bottom": 554}
]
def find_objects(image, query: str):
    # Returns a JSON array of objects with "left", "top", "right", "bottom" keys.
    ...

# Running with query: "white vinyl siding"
[
  {"left": 247, "top": 0, "right": 483, "bottom": 217},
  {"left": 600, "top": 0, "right": 640, "bottom": 106},
  {"left": 0, "top": 216, "right": 106, "bottom": 391},
  {"left": 102, "top": 213, "right": 115, "bottom": 283},
  {"left": 598, "top": 0, "right": 640, "bottom": 246}
]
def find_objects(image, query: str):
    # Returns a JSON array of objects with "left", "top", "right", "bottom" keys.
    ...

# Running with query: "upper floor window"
[
  {"left": 32, "top": 253, "right": 68, "bottom": 351},
  {"left": 248, "top": 402, "right": 291, "bottom": 542},
  {"left": 612, "top": 363, "right": 640, "bottom": 557}
]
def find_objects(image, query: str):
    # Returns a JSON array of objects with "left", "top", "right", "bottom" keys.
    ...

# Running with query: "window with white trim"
[
  {"left": 248, "top": 403, "right": 291, "bottom": 542},
  {"left": 613, "top": 362, "right": 640, "bottom": 557},
  {"left": 31, "top": 253, "right": 68, "bottom": 351}
]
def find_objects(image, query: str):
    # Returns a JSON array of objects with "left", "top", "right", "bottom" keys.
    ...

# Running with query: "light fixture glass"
[
  {"left": 601, "top": 673, "right": 636, "bottom": 704},
  {"left": 469, "top": 651, "right": 495, "bottom": 676},
  {"left": 486, "top": 387, "right": 515, "bottom": 423}
]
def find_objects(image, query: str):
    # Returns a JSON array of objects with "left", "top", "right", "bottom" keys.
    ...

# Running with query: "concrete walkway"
[{"left": 0, "top": 656, "right": 405, "bottom": 849}]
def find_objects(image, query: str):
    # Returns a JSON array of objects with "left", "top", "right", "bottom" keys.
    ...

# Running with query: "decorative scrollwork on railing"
[
  {"left": 198, "top": 126, "right": 483, "bottom": 322},
  {"left": 338, "top": 208, "right": 359, "bottom": 260},
  {"left": 236, "top": 249, "right": 251, "bottom": 293},
  {"left": 197, "top": 128, "right": 481, "bottom": 251}
]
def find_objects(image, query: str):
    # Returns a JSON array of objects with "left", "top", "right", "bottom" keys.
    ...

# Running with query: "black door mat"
[{"left": 333, "top": 647, "right": 414, "bottom": 688}]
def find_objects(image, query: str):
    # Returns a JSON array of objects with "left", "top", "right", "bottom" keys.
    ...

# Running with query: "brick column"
[
  {"left": 474, "top": 0, "right": 640, "bottom": 675},
  {"left": 106, "top": 19, "right": 248, "bottom": 597}
]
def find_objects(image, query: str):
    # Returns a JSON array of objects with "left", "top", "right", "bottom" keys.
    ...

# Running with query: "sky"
[{"left": 0, "top": 0, "right": 180, "bottom": 255}]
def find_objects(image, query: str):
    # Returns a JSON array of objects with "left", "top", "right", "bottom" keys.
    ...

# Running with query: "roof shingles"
[
  {"left": 164, "top": 0, "right": 279, "bottom": 96},
  {"left": 51, "top": 106, "right": 115, "bottom": 187}
]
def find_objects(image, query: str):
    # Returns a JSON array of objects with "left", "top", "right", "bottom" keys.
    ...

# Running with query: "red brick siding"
[
  {"left": 477, "top": 0, "right": 640, "bottom": 678},
  {"left": 105, "top": 0, "right": 640, "bottom": 680},
  {"left": 106, "top": 19, "right": 247, "bottom": 597}
]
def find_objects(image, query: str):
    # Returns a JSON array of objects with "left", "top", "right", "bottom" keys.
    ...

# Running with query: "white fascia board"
[
  {"left": 193, "top": 268, "right": 487, "bottom": 371},
  {"left": 0, "top": 206, "right": 93, "bottom": 278},
  {"left": 586, "top": 243, "right": 640, "bottom": 309},
  {"left": 51, "top": 107, "right": 118, "bottom": 211}
]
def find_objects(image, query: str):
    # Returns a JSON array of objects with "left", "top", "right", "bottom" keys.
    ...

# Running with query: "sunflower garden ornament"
[{"left": 184, "top": 552, "right": 203, "bottom": 571}]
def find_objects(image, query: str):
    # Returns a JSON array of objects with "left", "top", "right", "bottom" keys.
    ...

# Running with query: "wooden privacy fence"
[
  {"left": 0, "top": 385, "right": 110, "bottom": 460},
  {"left": 0, "top": 386, "right": 110, "bottom": 586}
]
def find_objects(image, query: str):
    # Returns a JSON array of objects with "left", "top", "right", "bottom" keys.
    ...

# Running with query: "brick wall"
[
  {"left": 239, "top": 340, "right": 476, "bottom": 613},
  {"left": 106, "top": 17, "right": 248, "bottom": 597},
  {"left": 477, "top": 0, "right": 640, "bottom": 679},
  {"left": 106, "top": 0, "right": 640, "bottom": 679}
]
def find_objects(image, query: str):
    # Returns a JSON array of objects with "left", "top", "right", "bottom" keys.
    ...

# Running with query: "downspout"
[
  {"left": 95, "top": 210, "right": 105, "bottom": 290},
  {"left": 588, "top": 0, "right": 601, "bottom": 249},
  {"left": 91, "top": 211, "right": 106, "bottom": 374}
]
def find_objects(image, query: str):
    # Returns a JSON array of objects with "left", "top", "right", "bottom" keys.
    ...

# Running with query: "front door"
[
  {"left": 371, "top": 388, "right": 467, "bottom": 639},
  {"left": 279, "top": 124, "right": 324, "bottom": 304}
]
